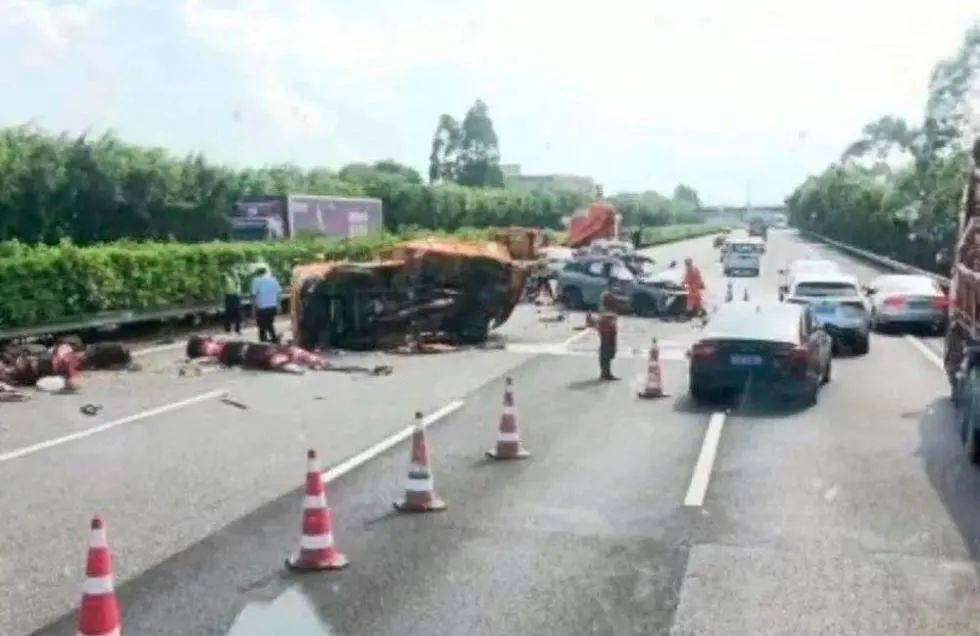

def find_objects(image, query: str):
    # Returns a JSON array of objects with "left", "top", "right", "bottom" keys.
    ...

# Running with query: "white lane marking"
[
  {"left": 0, "top": 389, "right": 228, "bottom": 464},
  {"left": 683, "top": 412, "right": 727, "bottom": 507},
  {"left": 322, "top": 399, "right": 464, "bottom": 483},
  {"left": 561, "top": 328, "right": 592, "bottom": 348},
  {"left": 904, "top": 334, "right": 945, "bottom": 371}
]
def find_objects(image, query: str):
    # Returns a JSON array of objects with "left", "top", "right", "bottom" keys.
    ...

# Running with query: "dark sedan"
[{"left": 689, "top": 302, "right": 832, "bottom": 405}]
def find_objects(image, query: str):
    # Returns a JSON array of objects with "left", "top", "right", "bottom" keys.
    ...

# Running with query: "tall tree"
[
  {"left": 455, "top": 99, "right": 504, "bottom": 187},
  {"left": 671, "top": 184, "right": 701, "bottom": 213},
  {"left": 429, "top": 114, "right": 461, "bottom": 184}
]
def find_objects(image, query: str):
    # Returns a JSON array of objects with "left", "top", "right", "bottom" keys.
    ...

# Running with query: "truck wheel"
[
  {"left": 962, "top": 367, "right": 980, "bottom": 465},
  {"left": 562, "top": 287, "right": 584, "bottom": 310}
]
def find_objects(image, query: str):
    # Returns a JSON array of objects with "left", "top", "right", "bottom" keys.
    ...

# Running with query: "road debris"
[
  {"left": 0, "top": 382, "right": 28, "bottom": 402},
  {"left": 80, "top": 404, "right": 103, "bottom": 416},
  {"left": 220, "top": 397, "right": 249, "bottom": 410}
]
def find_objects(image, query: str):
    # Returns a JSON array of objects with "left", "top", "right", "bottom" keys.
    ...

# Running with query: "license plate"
[
  {"left": 908, "top": 300, "right": 931, "bottom": 310},
  {"left": 730, "top": 354, "right": 763, "bottom": 366},
  {"left": 814, "top": 304, "right": 836, "bottom": 315}
]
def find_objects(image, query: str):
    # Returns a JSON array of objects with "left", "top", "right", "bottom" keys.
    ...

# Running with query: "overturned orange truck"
[{"left": 291, "top": 238, "right": 527, "bottom": 350}]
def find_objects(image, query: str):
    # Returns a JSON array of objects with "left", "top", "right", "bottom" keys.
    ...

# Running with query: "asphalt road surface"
[{"left": 3, "top": 230, "right": 978, "bottom": 635}]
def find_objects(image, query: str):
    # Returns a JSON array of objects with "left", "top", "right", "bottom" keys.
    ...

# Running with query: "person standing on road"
[
  {"left": 250, "top": 267, "right": 282, "bottom": 343},
  {"left": 683, "top": 258, "right": 706, "bottom": 317},
  {"left": 597, "top": 290, "right": 618, "bottom": 380},
  {"left": 222, "top": 262, "right": 244, "bottom": 335}
]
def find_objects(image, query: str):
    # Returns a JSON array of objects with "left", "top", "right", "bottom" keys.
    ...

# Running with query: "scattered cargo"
[{"left": 568, "top": 203, "right": 617, "bottom": 248}]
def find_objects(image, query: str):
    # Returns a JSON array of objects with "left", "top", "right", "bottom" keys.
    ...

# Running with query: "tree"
[
  {"left": 429, "top": 114, "right": 461, "bottom": 184},
  {"left": 455, "top": 99, "right": 504, "bottom": 187},
  {"left": 373, "top": 159, "right": 422, "bottom": 184},
  {"left": 671, "top": 184, "right": 701, "bottom": 215}
]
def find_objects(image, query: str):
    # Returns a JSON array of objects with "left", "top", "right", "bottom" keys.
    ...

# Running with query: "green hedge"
[
  {"left": 639, "top": 223, "right": 725, "bottom": 246},
  {"left": 0, "top": 229, "right": 494, "bottom": 329}
]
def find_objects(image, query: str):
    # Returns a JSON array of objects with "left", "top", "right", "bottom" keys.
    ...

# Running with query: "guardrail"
[
  {"left": 0, "top": 296, "right": 290, "bottom": 342},
  {"left": 801, "top": 230, "right": 950, "bottom": 287}
]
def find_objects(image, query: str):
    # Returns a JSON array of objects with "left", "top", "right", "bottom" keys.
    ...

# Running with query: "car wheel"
[
  {"left": 690, "top": 381, "right": 710, "bottom": 404},
  {"left": 803, "top": 380, "right": 819, "bottom": 406},
  {"left": 632, "top": 293, "right": 657, "bottom": 317},
  {"left": 822, "top": 359, "right": 832, "bottom": 384},
  {"left": 562, "top": 287, "right": 584, "bottom": 310},
  {"left": 962, "top": 368, "right": 980, "bottom": 465},
  {"left": 853, "top": 335, "right": 870, "bottom": 355}
]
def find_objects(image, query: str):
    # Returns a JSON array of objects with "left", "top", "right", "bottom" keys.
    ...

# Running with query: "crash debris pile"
[
  {"left": 0, "top": 341, "right": 132, "bottom": 393},
  {"left": 291, "top": 238, "right": 526, "bottom": 352}
]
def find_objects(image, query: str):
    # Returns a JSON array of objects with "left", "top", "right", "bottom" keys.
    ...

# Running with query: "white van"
[{"left": 723, "top": 238, "right": 761, "bottom": 276}]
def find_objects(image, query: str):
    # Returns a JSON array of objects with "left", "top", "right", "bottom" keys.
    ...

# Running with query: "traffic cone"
[
  {"left": 725, "top": 281, "right": 733, "bottom": 302},
  {"left": 76, "top": 516, "right": 121, "bottom": 636},
  {"left": 638, "top": 338, "right": 666, "bottom": 399},
  {"left": 394, "top": 413, "right": 447, "bottom": 512},
  {"left": 286, "top": 449, "right": 349, "bottom": 571},
  {"left": 487, "top": 377, "right": 531, "bottom": 459}
]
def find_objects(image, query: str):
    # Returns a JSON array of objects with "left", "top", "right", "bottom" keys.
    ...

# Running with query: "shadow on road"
[{"left": 917, "top": 398, "right": 980, "bottom": 568}]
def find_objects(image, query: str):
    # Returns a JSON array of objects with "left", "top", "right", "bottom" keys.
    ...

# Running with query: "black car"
[{"left": 689, "top": 302, "right": 832, "bottom": 405}]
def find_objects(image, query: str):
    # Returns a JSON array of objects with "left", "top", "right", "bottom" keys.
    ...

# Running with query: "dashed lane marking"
[
  {"left": 683, "top": 411, "right": 727, "bottom": 507},
  {"left": 0, "top": 389, "right": 228, "bottom": 464},
  {"left": 322, "top": 399, "right": 465, "bottom": 483},
  {"left": 904, "top": 334, "right": 945, "bottom": 372}
]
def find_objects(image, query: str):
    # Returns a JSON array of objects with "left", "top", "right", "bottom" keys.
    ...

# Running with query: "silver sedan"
[{"left": 867, "top": 274, "right": 948, "bottom": 333}]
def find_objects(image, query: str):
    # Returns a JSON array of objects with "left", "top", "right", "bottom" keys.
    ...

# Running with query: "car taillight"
[
  {"left": 883, "top": 296, "right": 906, "bottom": 308},
  {"left": 775, "top": 344, "right": 808, "bottom": 366},
  {"left": 932, "top": 295, "right": 949, "bottom": 311},
  {"left": 690, "top": 342, "right": 717, "bottom": 360}
]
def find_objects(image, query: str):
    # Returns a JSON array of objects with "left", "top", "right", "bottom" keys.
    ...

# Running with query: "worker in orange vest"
[
  {"left": 597, "top": 291, "right": 619, "bottom": 380},
  {"left": 683, "top": 258, "right": 706, "bottom": 317}
]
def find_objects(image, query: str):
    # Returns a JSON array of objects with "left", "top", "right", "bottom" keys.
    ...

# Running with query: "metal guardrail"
[
  {"left": 801, "top": 231, "right": 951, "bottom": 287},
  {"left": 0, "top": 296, "right": 290, "bottom": 341}
]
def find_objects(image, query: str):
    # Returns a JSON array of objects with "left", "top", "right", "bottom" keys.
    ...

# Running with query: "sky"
[{"left": 0, "top": 1, "right": 977, "bottom": 205}]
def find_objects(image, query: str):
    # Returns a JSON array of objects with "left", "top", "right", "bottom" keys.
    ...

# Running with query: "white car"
[
  {"left": 784, "top": 272, "right": 871, "bottom": 354},
  {"left": 778, "top": 259, "right": 840, "bottom": 300},
  {"left": 723, "top": 238, "right": 761, "bottom": 276}
]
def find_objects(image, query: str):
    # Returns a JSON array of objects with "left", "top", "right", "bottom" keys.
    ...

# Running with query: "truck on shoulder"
[
  {"left": 747, "top": 216, "right": 768, "bottom": 240},
  {"left": 229, "top": 194, "right": 383, "bottom": 241},
  {"left": 943, "top": 137, "right": 980, "bottom": 463}
]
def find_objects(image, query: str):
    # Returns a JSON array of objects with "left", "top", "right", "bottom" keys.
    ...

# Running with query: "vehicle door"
[{"left": 582, "top": 259, "right": 611, "bottom": 305}]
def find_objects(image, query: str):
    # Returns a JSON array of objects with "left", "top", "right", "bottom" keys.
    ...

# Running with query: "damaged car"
[{"left": 291, "top": 239, "right": 526, "bottom": 350}]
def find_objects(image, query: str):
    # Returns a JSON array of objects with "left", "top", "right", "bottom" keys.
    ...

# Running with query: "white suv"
[
  {"left": 785, "top": 272, "right": 871, "bottom": 354},
  {"left": 722, "top": 239, "right": 761, "bottom": 276}
]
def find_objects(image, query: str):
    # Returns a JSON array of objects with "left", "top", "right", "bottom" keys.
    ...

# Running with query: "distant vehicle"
[
  {"left": 747, "top": 235, "right": 766, "bottom": 254},
  {"left": 689, "top": 301, "right": 832, "bottom": 405},
  {"left": 866, "top": 274, "right": 948, "bottom": 333},
  {"left": 723, "top": 238, "right": 761, "bottom": 276},
  {"left": 784, "top": 272, "right": 870, "bottom": 354},
  {"left": 556, "top": 256, "right": 684, "bottom": 316},
  {"left": 748, "top": 217, "right": 768, "bottom": 240},
  {"left": 713, "top": 227, "right": 732, "bottom": 248},
  {"left": 230, "top": 195, "right": 383, "bottom": 241},
  {"left": 778, "top": 259, "right": 840, "bottom": 300},
  {"left": 773, "top": 213, "right": 789, "bottom": 229}
]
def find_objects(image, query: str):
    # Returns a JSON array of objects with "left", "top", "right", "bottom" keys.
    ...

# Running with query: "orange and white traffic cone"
[
  {"left": 487, "top": 377, "right": 531, "bottom": 459},
  {"left": 76, "top": 516, "right": 121, "bottom": 636},
  {"left": 394, "top": 413, "right": 447, "bottom": 512},
  {"left": 638, "top": 338, "right": 666, "bottom": 399},
  {"left": 286, "top": 449, "right": 349, "bottom": 571}
]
